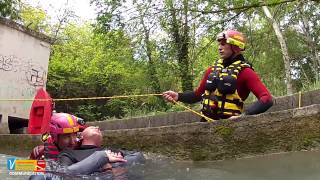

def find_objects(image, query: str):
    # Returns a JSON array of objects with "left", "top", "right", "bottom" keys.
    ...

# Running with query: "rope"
[
  {"left": 0, "top": 94, "right": 163, "bottom": 102},
  {"left": 173, "top": 100, "right": 216, "bottom": 122},
  {"left": 0, "top": 93, "right": 216, "bottom": 122}
]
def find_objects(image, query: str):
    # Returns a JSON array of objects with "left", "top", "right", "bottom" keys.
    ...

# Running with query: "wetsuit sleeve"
[
  {"left": 58, "top": 153, "right": 75, "bottom": 166},
  {"left": 178, "top": 91, "right": 201, "bottom": 104},
  {"left": 178, "top": 67, "right": 212, "bottom": 103},
  {"left": 245, "top": 99, "right": 273, "bottom": 115},
  {"left": 241, "top": 68, "right": 273, "bottom": 115},
  {"left": 64, "top": 151, "right": 109, "bottom": 175}
]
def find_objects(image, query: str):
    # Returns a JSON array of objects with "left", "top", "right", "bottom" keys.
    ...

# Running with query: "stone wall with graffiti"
[{"left": 0, "top": 20, "right": 51, "bottom": 121}]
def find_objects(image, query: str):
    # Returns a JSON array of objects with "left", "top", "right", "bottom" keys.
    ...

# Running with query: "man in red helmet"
[
  {"left": 29, "top": 113, "right": 127, "bottom": 177},
  {"left": 163, "top": 30, "right": 273, "bottom": 121},
  {"left": 58, "top": 126, "right": 144, "bottom": 176},
  {"left": 30, "top": 113, "right": 83, "bottom": 160}
]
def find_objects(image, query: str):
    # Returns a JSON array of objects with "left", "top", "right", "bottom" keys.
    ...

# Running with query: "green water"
[
  {"left": 140, "top": 150, "right": 320, "bottom": 180},
  {"left": 1, "top": 150, "right": 320, "bottom": 179}
]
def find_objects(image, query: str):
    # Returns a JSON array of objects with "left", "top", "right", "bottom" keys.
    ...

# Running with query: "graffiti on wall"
[
  {"left": 0, "top": 54, "right": 47, "bottom": 87},
  {"left": 0, "top": 54, "right": 13, "bottom": 71}
]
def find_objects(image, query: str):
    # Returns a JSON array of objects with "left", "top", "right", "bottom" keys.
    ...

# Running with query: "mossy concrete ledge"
[
  {"left": 0, "top": 135, "right": 41, "bottom": 157},
  {"left": 102, "top": 104, "right": 320, "bottom": 161},
  {"left": 0, "top": 104, "right": 318, "bottom": 160}
]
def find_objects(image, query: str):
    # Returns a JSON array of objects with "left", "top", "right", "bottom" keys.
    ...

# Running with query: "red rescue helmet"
[
  {"left": 217, "top": 30, "right": 246, "bottom": 51},
  {"left": 49, "top": 113, "right": 80, "bottom": 142}
]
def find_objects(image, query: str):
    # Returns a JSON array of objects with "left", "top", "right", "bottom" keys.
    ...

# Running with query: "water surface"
[{"left": 1, "top": 150, "right": 320, "bottom": 179}]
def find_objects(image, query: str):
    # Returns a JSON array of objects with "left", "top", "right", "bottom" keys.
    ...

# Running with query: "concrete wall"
[
  {"left": 102, "top": 104, "right": 320, "bottom": 161},
  {"left": 264, "top": 89, "right": 320, "bottom": 112},
  {"left": 0, "top": 18, "right": 51, "bottom": 133},
  {"left": 0, "top": 134, "right": 41, "bottom": 157},
  {"left": 1, "top": 104, "right": 319, "bottom": 160},
  {"left": 0, "top": 102, "right": 319, "bottom": 160},
  {"left": 88, "top": 112, "right": 200, "bottom": 131}
]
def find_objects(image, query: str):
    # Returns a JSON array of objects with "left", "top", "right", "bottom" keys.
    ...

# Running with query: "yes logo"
[{"left": 7, "top": 158, "right": 16, "bottom": 170}]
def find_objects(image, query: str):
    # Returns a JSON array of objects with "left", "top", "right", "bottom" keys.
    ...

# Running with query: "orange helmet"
[{"left": 217, "top": 30, "right": 246, "bottom": 51}]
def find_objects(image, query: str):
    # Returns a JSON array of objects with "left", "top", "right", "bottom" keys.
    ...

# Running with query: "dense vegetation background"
[{"left": 1, "top": 0, "right": 319, "bottom": 121}]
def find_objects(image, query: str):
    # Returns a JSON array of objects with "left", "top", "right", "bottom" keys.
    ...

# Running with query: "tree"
[
  {"left": 19, "top": 0, "right": 320, "bottom": 120},
  {"left": 19, "top": 4, "right": 50, "bottom": 33},
  {"left": 165, "top": 0, "right": 193, "bottom": 91},
  {"left": 262, "top": 4, "right": 293, "bottom": 94},
  {"left": 0, "top": 0, "right": 20, "bottom": 19}
]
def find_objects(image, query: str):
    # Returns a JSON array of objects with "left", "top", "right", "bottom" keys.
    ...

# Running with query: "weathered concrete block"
[
  {"left": 102, "top": 104, "right": 320, "bottom": 161},
  {"left": 88, "top": 111, "right": 200, "bottom": 130},
  {"left": 257, "top": 89, "right": 320, "bottom": 113},
  {"left": 0, "top": 134, "right": 41, "bottom": 157}
]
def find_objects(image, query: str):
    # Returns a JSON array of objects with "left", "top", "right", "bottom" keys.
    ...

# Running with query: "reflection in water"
[
  {"left": 140, "top": 150, "right": 320, "bottom": 180},
  {"left": 1, "top": 150, "right": 320, "bottom": 180}
]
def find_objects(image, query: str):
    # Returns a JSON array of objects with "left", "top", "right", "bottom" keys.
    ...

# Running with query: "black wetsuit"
[
  {"left": 59, "top": 145, "right": 145, "bottom": 168},
  {"left": 29, "top": 149, "right": 111, "bottom": 179},
  {"left": 59, "top": 145, "right": 104, "bottom": 166},
  {"left": 29, "top": 146, "right": 145, "bottom": 179}
]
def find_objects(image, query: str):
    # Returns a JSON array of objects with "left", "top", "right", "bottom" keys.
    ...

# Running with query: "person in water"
[
  {"left": 29, "top": 113, "right": 126, "bottom": 176},
  {"left": 58, "top": 126, "right": 145, "bottom": 175},
  {"left": 30, "top": 113, "right": 83, "bottom": 160},
  {"left": 58, "top": 126, "right": 105, "bottom": 166}
]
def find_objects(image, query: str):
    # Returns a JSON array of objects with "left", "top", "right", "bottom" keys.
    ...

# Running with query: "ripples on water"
[{"left": 1, "top": 150, "right": 320, "bottom": 180}]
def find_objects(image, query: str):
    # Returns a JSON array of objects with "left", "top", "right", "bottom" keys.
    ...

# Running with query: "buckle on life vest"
[
  {"left": 217, "top": 75, "right": 237, "bottom": 94},
  {"left": 41, "top": 133, "right": 49, "bottom": 142},
  {"left": 205, "top": 72, "right": 219, "bottom": 91}
]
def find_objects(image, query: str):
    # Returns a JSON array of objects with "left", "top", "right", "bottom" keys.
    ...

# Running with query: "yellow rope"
[
  {"left": 0, "top": 93, "right": 215, "bottom": 122},
  {"left": 54, "top": 94, "right": 163, "bottom": 101},
  {"left": 173, "top": 100, "right": 216, "bottom": 122},
  {"left": 0, "top": 94, "right": 163, "bottom": 102}
]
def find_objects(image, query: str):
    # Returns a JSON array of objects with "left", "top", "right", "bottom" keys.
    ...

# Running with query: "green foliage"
[
  {"left": 0, "top": 0, "right": 20, "bottom": 19},
  {"left": 19, "top": 4, "right": 50, "bottom": 33},
  {"left": 17, "top": 1, "right": 320, "bottom": 121},
  {"left": 193, "top": 37, "right": 220, "bottom": 87},
  {"left": 47, "top": 24, "right": 145, "bottom": 120}
]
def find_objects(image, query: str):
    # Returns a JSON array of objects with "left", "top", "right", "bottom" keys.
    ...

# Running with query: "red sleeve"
[
  {"left": 29, "top": 145, "right": 44, "bottom": 160},
  {"left": 238, "top": 68, "right": 272, "bottom": 103},
  {"left": 194, "top": 67, "right": 212, "bottom": 96}
]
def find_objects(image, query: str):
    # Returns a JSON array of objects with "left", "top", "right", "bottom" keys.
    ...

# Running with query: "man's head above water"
[{"left": 81, "top": 126, "right": 103, "bottom": 147}]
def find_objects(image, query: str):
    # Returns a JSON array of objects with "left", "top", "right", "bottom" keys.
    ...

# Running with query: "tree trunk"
[
  {"left": 299, "top": 8, "right": 320, "bottom": 81},
  {"left": 141, "top": 19, "right": 161, "bottom": 93},
  {"left": 262, "top": 4, "right": 293, "bottom": 94},
  {"left": 168, "top": 0, "right": 193, "bottom": 91}
]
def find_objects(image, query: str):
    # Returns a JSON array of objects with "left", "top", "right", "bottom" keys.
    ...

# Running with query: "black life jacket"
[{"left": 201, "top": 59, "right": 252, "bottom": 120}]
